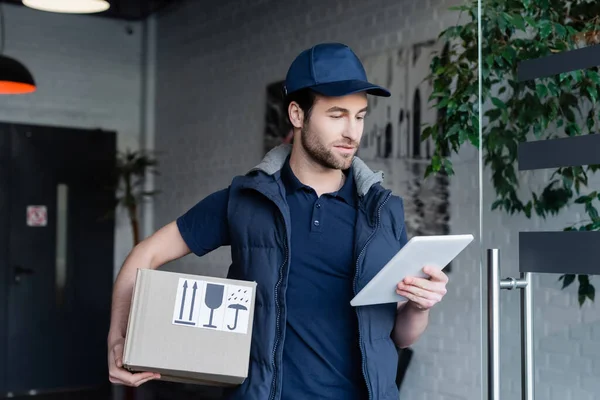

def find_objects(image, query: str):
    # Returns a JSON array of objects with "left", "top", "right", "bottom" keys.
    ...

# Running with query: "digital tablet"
[{"left": 350, "top": 234, "right": 474, "bottom": 307}]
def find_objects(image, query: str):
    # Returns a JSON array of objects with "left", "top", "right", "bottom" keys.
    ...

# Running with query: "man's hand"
[
  {"left": 396, "top": 265, "right": 448, "bottom": 311},
  {"left": 107, "top": 221, "right": 192, "bottom": 387},
  {"left": 108, "top": 336, "right": 160, "bottom": 387}
]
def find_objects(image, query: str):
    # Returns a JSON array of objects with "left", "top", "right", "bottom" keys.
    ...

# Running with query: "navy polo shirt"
[{"left": 280, "top": 157, "right": 367, "bottom": 400}]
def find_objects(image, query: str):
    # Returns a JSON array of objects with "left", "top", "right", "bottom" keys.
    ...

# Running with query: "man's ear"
[{"left": 288, "top": 102, "right": 304, "bottom": 129}]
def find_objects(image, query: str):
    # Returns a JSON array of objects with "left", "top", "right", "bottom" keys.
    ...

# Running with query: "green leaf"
[
  {"left": 491, "top": 97, "right": 507, "bottom": 109},
  {"left": 524, "top": 15, "right": 537, "bottom": 28},
  {"left": 560, "top": 274, "right": 576, "bottom": 289},
  {"left": 486, "top": 108, "right": 502, "bottom": 122},
  {"left": 588, "top": 70, "right": 600, "bottom": 86},
  {"left": 524, "top": 202, "right": 532, "bottom": 218},
  {"left": 437, "top": 97, "right": 451, "bottom": 109},
  {"left": 586, "top": 85, "right": 598, "bottom": 105},
  {"left": 575, "top": 195, "right": 590, "bottom": 204},
  {"left": 501, "top": 46, "right": 517, "bottom": 64},
  {"left": 511, "top": 14, "right": 526, "bottom": 31},
  {"left": 554, "top": 23, "right": 566, "bottom": 39},
  {"left": 443, "top": 158, "right": 454, "bottom": 175},
  {"left": 432, "top": 155, "right": 441, "bottom": 171},
  {"left": 446, "top": 124, "right": 460, "bottom": 139},
  {"left": 424, "top": 165, "right": 434, "bottom": 178},
  {"left": 578, "top": 276, "right": 595, "bottom": 306},
  {"left": 491, "top": 199, "right": 503, "bottom": 210},
  {"left": 547, "top": 81, "right": 559, "bottom": 96},
  {"left": 586, "top": 203, "right": 600, "bottom": 222},
  {"left": 536, "top": 84, "right": 548, "bottom": 98},
  {"left": 422, "top": 126, "right": 433, "bottom": 140},
  {"left": 539, "top": 20, "right": 553, "bottom": 39}
]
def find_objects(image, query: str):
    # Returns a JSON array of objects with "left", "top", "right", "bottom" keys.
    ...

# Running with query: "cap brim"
[{"left": 310, "top": 79, "right": 391, "bottom": 97}]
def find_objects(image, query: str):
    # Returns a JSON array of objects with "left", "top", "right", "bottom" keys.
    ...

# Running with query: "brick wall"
[
  {"left": 0, "top": 4, "right": 146, "bottom": 272},
  {"left": 154, "top": 0, "right": 600, "bottom": 399}
]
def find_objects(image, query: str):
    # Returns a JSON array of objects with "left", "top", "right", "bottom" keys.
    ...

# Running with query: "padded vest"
[{"left": 222, "top": 145, "right": 408, "bottom": 400}]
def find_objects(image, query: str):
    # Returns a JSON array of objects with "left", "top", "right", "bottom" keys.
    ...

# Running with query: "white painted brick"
[
  {"left": 540, "top": 368, "right": 580, "bottom": 388},
  {"left": 550, "top": 385, "right": 572, "bottom": 400},
  {"left": 0, "top": 4, "right": 144, "bottom": 277},
  {"left": 591, "top": 323, "right": 600, "bottom": 341}
]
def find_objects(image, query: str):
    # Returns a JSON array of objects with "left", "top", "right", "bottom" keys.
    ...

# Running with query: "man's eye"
[{"left": 330, "top": 115, "right": 343, "bottom": 119}]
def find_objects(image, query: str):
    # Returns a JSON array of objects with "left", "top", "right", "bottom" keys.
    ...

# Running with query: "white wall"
[
  {"left": 0, "top": 4, "right": 147, "bottom": 274},
  {"left": 153, "top": 0, "right": 600, "bottom": 399}
]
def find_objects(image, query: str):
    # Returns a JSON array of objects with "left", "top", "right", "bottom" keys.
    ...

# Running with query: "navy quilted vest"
[{"left": 222, "top": 145, "right": 408, "bottom": 400}]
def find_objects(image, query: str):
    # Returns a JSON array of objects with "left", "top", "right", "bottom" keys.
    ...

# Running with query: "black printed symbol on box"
[
  {"left": 174, "top": 280, "right": 199, "bottom": 326},
  {"left": 226, "top": 288, "right": 250, "bottom": 332},
  {"left": 203, "top": 283, "right": 225, "bottom": 329}
]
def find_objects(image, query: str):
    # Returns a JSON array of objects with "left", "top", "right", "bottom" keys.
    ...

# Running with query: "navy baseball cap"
[{"left": 284, "top": 42, "right": 391, "bottom": 98}]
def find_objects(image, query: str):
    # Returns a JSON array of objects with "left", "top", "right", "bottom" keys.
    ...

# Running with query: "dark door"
[{"left": 0, "top": 123, "right": 116, "bottom": 396}]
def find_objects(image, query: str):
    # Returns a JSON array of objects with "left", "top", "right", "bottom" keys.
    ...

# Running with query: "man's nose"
[{"left": 342, "top": 120, "right": 361, "bottom": 142}]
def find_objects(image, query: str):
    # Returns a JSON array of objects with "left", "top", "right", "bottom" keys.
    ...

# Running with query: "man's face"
[{"left": 299, "top": 92, "right": 368, "bottom": 170}]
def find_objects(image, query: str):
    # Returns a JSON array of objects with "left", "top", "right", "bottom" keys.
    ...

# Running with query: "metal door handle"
[
  {"left": 487, "top": 249, "right": 534, "bottom": 400},
  {"left": 14, "top": 265, "right": 34, "bottom": 283}
]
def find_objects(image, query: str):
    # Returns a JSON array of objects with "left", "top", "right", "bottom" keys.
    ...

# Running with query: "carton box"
[{"left": 122, "top": 268, "right": 257, "bottom": 386}]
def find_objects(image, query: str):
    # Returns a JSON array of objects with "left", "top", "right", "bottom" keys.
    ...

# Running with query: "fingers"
[
  {"left": 113, "top": 344, "right": 123, "bottom": 368},
  {"left": 109, "top": 340, "right": 160, "bottom": 387},
  {"left": 109, "top": 368, "right": 159, "bottom": 386},
  {"left": 133, "top": 374, "right": 160, "bottom": 387},
  {"left": 402, "top": 276, "right": 447, "bottom": 296},
  {"left": 397, "top": 281, "right": 443, "bottom": 302},
  {"left": 396, "top": 266, "right": 449, "bottom": 311},
  {"left": 396, "top": 285, "right": 439, "bottom": 309},
  {"left": 422, "top": 265, "right": 449, "bottom": 283}
]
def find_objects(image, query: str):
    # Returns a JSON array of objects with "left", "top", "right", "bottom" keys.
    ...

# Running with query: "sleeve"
[{"left": 176, "top": 187, "right": 231, "bottom": 257}]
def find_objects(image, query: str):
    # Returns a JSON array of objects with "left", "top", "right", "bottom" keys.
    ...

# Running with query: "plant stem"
[{"left": 128, "top": 203, "right": 140, "bottom": 246}]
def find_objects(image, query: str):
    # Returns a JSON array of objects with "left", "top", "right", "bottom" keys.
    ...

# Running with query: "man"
[{"left": 107, "top": 43, "right": 449, "bottom": 400}]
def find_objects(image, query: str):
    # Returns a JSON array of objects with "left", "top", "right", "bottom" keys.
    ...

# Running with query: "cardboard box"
[{"left": 122, "top": 268, "right": 257, "bottom": 386}]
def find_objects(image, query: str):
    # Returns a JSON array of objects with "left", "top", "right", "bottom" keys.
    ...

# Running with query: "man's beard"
[{"left": 300, "top": 124, "right": 357, "bottom": 170}]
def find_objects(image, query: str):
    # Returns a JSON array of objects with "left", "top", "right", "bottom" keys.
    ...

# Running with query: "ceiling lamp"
[
  {"left": 22, "top": 0, "right": 110, "bottom": 14},
  {"left": 0, "top": 55, "right": 36, "bottom": 94}
]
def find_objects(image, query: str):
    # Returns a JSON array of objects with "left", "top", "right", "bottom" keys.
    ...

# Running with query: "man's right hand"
[
  {"left": 108, "top": 221, "right": 191, "bottom": 386},
  {"left": 106, "top": 222, "right": 193, "bottom": 387},
  {"left": 108, "top": 336, "right": 160, "bottom": 387}
]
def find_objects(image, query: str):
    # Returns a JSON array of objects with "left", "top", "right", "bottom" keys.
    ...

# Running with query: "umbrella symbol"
[{"left": 227, "top": 303, "right": 248, "bottom": 331}]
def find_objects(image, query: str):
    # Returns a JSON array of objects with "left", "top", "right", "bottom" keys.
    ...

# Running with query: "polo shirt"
[{"left": 280, "top": 156, "right": 367, "bottom": 400}]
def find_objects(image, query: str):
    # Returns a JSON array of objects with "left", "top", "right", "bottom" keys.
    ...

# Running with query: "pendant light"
[
  {"left": 22, "top": 0, "right": 110, "bottom": 14},
  {"left": 0, "top": 2, "right": 35, "bottom": 94}
]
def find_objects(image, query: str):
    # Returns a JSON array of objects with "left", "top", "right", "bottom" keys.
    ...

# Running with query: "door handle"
[{"left": 14, "top": 265, "right": 34, "bottom": 284}]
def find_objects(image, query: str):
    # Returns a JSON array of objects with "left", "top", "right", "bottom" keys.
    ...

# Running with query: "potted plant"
[{"left": 114, "top": 149, "right": 160, "bottom": 245}]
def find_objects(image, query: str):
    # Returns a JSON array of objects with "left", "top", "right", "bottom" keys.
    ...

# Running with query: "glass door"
[
  {"left": 356, "top": 1, "right": 487, "bottom": 398},
  {"left": 480, "top": 0, "right": 600, "bottom": 398}
]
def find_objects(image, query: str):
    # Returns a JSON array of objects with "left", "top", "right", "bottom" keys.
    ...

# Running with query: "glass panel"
[
  {"left": 358, "top": 1, "right": 485, "bottom": 397},
  {"left": 55, "top": 183, "right": 68, "bottom": 307},
  {"left": 481, "top": 1, "right": 600, "bottom": 398}
]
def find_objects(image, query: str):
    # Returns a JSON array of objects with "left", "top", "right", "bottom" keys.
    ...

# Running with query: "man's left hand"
[{"left": 396, "top": 266, "right": 448, "bottom": 311}]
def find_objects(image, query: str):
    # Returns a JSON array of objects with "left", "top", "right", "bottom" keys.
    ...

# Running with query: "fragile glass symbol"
[{"left": 203, "top": 283, "right": 224, "bottom": 328}]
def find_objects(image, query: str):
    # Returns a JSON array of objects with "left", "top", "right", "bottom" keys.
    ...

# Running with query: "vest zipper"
[
  {"left": 353, "top": 191, "right": 392, "bottom": 400},
  {"left": 269, "top": 218, "right": 289, "bottom": 400}
]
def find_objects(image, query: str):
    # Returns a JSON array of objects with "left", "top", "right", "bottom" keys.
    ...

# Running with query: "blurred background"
[{"left": 1, "top": 0, "right": 600, "bottom": 399}]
